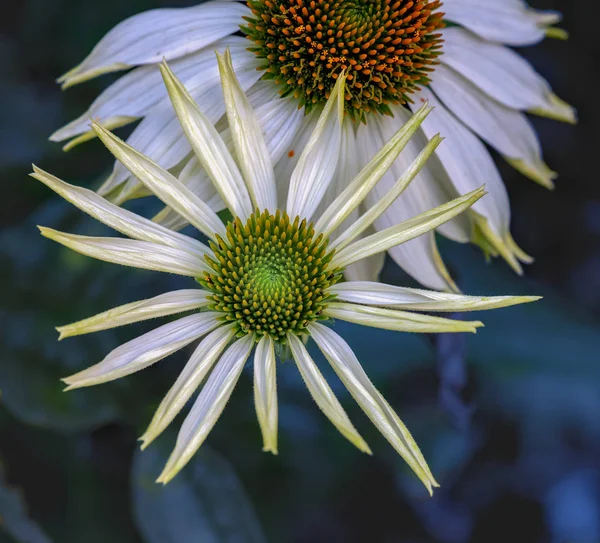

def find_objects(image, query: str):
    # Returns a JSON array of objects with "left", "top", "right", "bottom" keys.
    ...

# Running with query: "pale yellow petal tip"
[
  {"left": 505, "top": 158, "right": 557, "bottom": 190},
  {"left": 546, "top": 27, "right": 569, "bottom": 40},
  {"left": 156, "top": 466, "right": 178, "bottom": 485},
  {"left": 262, "top": 444, "right": 279, "bottom": 455},
  {"left": 471, "top": 215, "right": 524, "bottom": 275},
  {"left": 55, "top": 327, "right": 68, "bottom": 341},
  {"left": 530, "top": 94, "right": 577, "bottom": 125}
]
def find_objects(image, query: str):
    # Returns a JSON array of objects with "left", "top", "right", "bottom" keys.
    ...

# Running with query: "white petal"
[
  {"left": 440, "top": 27, "right": 576, "bottom": 122},
  {"left": 63, "top": 313, "right": 221, "bottom": 389},
  {"left": 253, "top": 336, "right": 278, "bottom": 454},
  {"left": 140, "top": 324, "right": 236, "bottom": 448},
  {"left": 315, "top": 103, "right": 432, "bottom": 238},
  {"left": 412, "top": 89, "right": 510, "bottom": 235},
  {"left": 442, "top": 0, "right": 560, "bottom": 46},
  {"left": 308, "top": 323, "right": 438, "bottom": 495},
  {"left": 57, "top": 289, "right": 211, "bottom": 339},
  {"left": 58, "top": 1, "right": 251, "bottom": 88},
  {"left": 30, "top": 165, "right": 208, "bottom": 256},
  {"left": 332, "top": 134, "right": 442, "bottom": 251},
  {"left": 92, "top": 122, "right": 226, "bottom": 240},
  {"left": 217, "top": 50, "right": 277, "bottom": 213},
  {"left": 286, "top": 74, "right": 346, "bottom": 221},
  {"left": 159, "top": 60, "right": 254, "bottom": 221},
  {"left": 288, "top": 334, "right": 371, "bottom": 453},
  {"left": 39, "top": 227, "right": 208, "bottom": 277},
  {"left": 157, "top": 334, "right": 255, "bottom": 483},
  {"left": 101, "top": 54, "right": 262, "bottom": 199},
  {"left": 328, "top": 282, "right": 541, "bottom": 312},
  {"left": 324, "top": 302, "right": 482, "bottom": 334},
  {"left": 52, "top": 37, "right": 249, "bottom": 143},
  {"left": 331, "top": 188, "right": 486, "bottom": 270},
  {"left": 430, "top": 64, "right": 556, "bottom": 188}
]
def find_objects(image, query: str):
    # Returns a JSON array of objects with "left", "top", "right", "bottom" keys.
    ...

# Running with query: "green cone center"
[
  {"left": 242, "top": 0, "right": 445, "bottom": 121},
  {"left": 201, "top": 210, "right": 342, "bottom": 342}
]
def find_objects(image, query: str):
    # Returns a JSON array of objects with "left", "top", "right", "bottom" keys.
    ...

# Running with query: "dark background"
[{"left": 1, "top": 1, "right": 599, "bottom": 542}]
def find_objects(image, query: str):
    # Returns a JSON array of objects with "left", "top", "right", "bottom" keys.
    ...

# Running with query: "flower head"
[
  {"left": 50, "top": 0, "right": 574, "bottom": 292},
  {"left": 37, "top": 52, "right": 539, "bottom": 493}
]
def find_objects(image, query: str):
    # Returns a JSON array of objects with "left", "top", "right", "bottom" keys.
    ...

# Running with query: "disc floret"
[
  {"left": 201, "top": 210, "right": 342, "bottom": 341},
  {"left": 243, "top": 0, "right": 445, "bottom": 121}
]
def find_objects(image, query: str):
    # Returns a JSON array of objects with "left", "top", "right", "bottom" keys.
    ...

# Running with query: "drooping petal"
[
  {"left": 331, "top": 187, "right": 486, "bottom": 270},
  {"left": 324, "top": 303, "right": 482, "bottom": 334},
  {"left": 91, "top": 122, "right": 226, "bottom": 240},
  {"left": 286, "top": 73, "right": 346, "bottom": 221},
  {"left": 328, "top": 282, "right": 541, "bottom": 312},
  {"left": 309, "top": 323, "right": 439, "bottom": 495},
  {"left": 38, "top": 228, "right": 208, "bottom": 277},
  {"left": 159, "top": 60, "right": 254, "bottom": 221},
  {"left": 331, "top": 134, "right": 443, "bottom": 251},
  {"left": 253, "top": 336, "right": 278, "bottom": 454},
  {"left": 443, "top": 0, "right": 562, "bottom": 46},
  {"left": 217, "top": 50, "right": 277, "bottom": 213},
  {"left": 57, "top": 290, "right": 211, "bottom": 339},
  {"left": 51, "top": 36, "right": 249, "bottom": 144},
  {"left": 315, "top": 103, "right": 432, "bottom": 237},
  {"left": 30, "top": 166, "right": 208, "bottom": 256},
  {"left": 57, "top": 1, "right": 251, "bottom": 88},
  {"left": 157, "top": 334, "right": 255, "bottom": 484},
  {"left": 140, "top": 324, "right": 236, "bottom": 448},
  {"left": 440, "top": 27, "right": 576, "bottom": 123},
  {"left": 430, "top": 64, "right": 557, "bottom": 188},
  {"left": 62, "top": 313, "right": 222, "bottom": 389},
  {"left": 287, "top": 334, "right": 371, "bottom": 454}
]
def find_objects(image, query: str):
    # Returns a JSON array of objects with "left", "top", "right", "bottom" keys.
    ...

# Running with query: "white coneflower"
[
  {"left": 50, "top": 0, "right": 574, "bottom": 291},
  {"left": 37, "top": 54, "right": 538, "bottom": 493}
]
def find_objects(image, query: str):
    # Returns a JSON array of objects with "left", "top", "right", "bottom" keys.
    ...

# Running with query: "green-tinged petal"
[
  {"left": 529, "top": 93, "right": 577, "bottom": 124},
  {"left": 253, "top": 336, "right": 278, "bottom": 454},
  {"left": 287, "top": 334, "right": 371, "bottom": 454},
  {"left": 309, "top": 323, "right": 438, "bottom": 495},
  {"left": 159, "top": 60, "right": 254, "bottom": 221},
  {"left": 332, "top": 134, "right": 443, "bottom": 250},
  {"left": 63, "top": 313, "right": 221, "bottom": 390},
  {"left": 327, "top": 282, "right": 541, "bottom": 312},
  {"left": 140, "top": 325, "right": 236, "bottom": 449},
  {"left": 38, "top": 227, "right": 209, "bottom": 277},
  {"left": 91, "top": 121, "right": 227, "bottom": 240},
  {"left": 57, "top": 290, "right": 211, "bottom": 340},
  {"left": 286, "top": 73, "right": 347, "bottom": 221},
  {"left": 331, "top": 187, "right": 486, "bottom": 269},
  {"left": 31, "top": 165, "right": 208, "bottom": 256},
  {"left": 315, "top": 103, "right": 432, "bottom": 237},
  {"left": 157, "top": 334, "right": 254, "bottom": 484},
  {"left": 216, "top": 50, "right": 277, "bottom": 213},
  {"left": 471, "top": 212, "right": 525, "bottom": 273},
  {"left": 324, "top": 302, "right": 483, "bottom": 334}
]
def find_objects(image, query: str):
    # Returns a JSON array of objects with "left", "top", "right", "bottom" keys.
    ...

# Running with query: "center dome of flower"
[
  {"left": 243, "top": 0, "right": 444, "bottom": 121},
  {"left": 201, "top": 210, "right": 342, "bottom": 342}
]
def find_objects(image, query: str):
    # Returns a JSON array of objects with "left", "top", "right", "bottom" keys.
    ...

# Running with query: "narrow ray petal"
[
  {"left": 63, "top": 313, "right": 221, "bottom": 389},
  {"left": 30, "top": 166, "right": 208, "bottom": 256},
  {"left": 309, "top": 323, "right": 438, "bottom": 495},
  {"left": 38, "top": 227, "right": 208, "bottom": 277},
  {"left": 217, "top": 50, "right": 277, "bottom": 213},
  {"left": 328, "top": 282, "right": 541, "bottom": 312},
  {"left": 159, "top": 60, "right": 253, "bottom": 221},
  {"left": 140, "top": 324, "right": 236, "bottom": 448},
  {"left": 91, "top": 122, "right": 226, "bottom": 240},
  {"left": 57, "top": 290, "right": 211, "bottom": 340},
  {"left": 286, "top": 73, "right": 346, "bottom": 221},
  {"left": 288, "top": 334, "right": 371, "bottom": 454},
  {"left": 324, "top": 303, "right": 483, "bottom": 334},
  {"left": 253, "top": 336, "right": 278, "bottom": 454},
  {"left": 331, "top": 188, "right": 486, "bottom": 269},
  {"left": 315, "top": 103, "right": 432, "bottom": 237},
  {"left": 332, "top": 134, "right": 443, "bottom": 250},
  {"left": 157, "top": 334, "right": 254, "bottom": 483}
]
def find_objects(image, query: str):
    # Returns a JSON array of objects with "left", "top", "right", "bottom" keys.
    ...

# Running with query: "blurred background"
[{"left": 1, "top": 1, "right": 599, "bottom": 542}]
